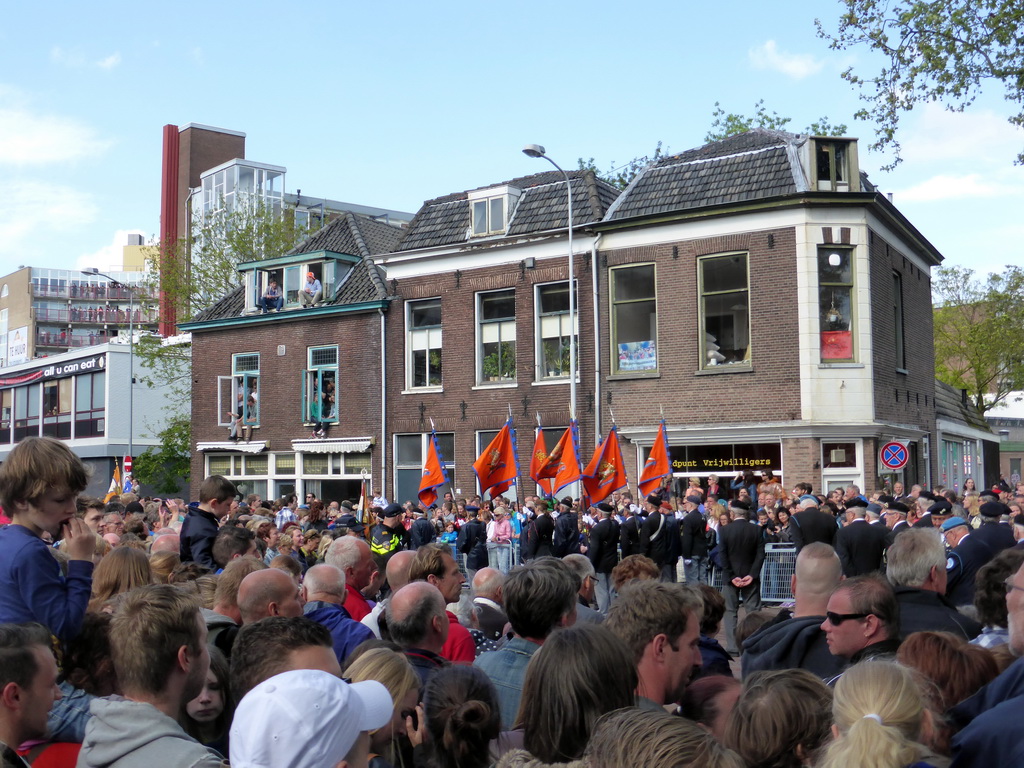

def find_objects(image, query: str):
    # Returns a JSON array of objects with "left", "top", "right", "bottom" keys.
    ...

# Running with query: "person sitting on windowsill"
[
  {"left": 257, "top": 280, "right": 283, "bottom": 313},
  {"left": 299, "top": 272, "right": 323, "bottom": 307}
]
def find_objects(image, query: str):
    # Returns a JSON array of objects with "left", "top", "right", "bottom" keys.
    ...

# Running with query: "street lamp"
[
  {"left": 82, "top": 268, "right": 137, "bottom": 463},
  {"left": 522, "top": 144, "right": 576, "bottom": 419}
]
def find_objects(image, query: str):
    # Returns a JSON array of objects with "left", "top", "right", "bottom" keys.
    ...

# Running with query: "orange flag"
[
  {"left": 638, "top": 420, "right": 671, "bottom": 497},
  {"left": 582, "top": 426, "right": 629, "bottom": 503},
  {"left": 536, "top": 420, "right": 581, "bottom": 497},
  {"left": 418, "top": 431, "right": 449, "bottom": 508},
  {"left": 529, "top": 424, "right": 556, "bottom": 498},
  {"left": 473, "top": 418, "right": 520, "bottom": 499}
]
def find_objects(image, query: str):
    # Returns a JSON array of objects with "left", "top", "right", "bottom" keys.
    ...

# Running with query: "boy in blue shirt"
[{"left": 0, "top": 436, "right": 94, "bottom": 643}]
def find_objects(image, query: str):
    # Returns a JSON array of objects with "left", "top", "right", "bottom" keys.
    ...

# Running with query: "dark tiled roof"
[
  {"left": 289, "top": 211, "right": 402, "bottom": 259},
  {"left": 935, "top": 379, "right": 993, "bottom": 434},
  {"left": 396, "top": 170, "right": 618, "bottom": 251},
  {"left": 190, "top": 214, "right": 396, "bottom": 324},
  {"left": 607, "top": 129, "right": 804, "bottom": 221}
]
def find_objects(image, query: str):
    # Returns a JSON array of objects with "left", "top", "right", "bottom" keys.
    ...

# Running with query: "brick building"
[{"left": 185, "top": 129, "right": 946, "bottom": 502}]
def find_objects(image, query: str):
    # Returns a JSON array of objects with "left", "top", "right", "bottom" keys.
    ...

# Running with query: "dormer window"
[
  {"left": 813, "top": 138, "right": 858, "bottom": 192},
  {"left": 468, "top": 185, "right": 520, "bottom": 237}
]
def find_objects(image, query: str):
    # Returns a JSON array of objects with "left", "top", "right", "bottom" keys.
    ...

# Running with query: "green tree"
[
  {"left": 817, "top": 0, "right": 1024, "bottom": 168},
  {"left": 577, "top": 142, "right": 664, "bottom": 190},
  {"left": 933, "top": 265, "right": 1024, "bottom": 414},
  {"left": 705, "top": 100, "right": 848, "bottom": 141},
  {"left": 132, "top": 413, "right": 192, "bottom": 494},
  {"left": 133, "top": 198, "right": 315, "bottom": 485}
]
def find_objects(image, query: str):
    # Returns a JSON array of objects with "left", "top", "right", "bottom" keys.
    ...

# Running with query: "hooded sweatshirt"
[
  {"left": 741, "top": 613, "right": 845, "bottom": 681},
  {"left": 76, "top": 697, "right": 223, "bottom": 768}
]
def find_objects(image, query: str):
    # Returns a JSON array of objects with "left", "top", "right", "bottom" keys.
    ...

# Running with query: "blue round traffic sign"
[{"left": 880, "top": 441, "right": 909, "bottom": 470}]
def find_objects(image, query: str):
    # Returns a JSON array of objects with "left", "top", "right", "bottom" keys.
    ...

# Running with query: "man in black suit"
[
  {"left": 552, "top": 497, "right": 581, "bottom": 557},
  {"left": 944, "top": 516, "right": 996, "bottom": 607},
  {"left": 523, "top": 503, "right": 554, "bottom": 560},
  {"left": 884, "top": 501, "right": 911, "bottom": 542},
  {"left": 680, "top": 494, "right": 710, "bottom": 585},
  {"left": 718, "top": 500, "right": 765, "bottom": 654},
  {"left": 834, "top": 499, "right": 888, "bottom": 577},
  {"left": 641, "top": 494, "right": 674, "bottom": 582},
  {"left": 790, "top": 497, "right": 837, "bottom": 552},
  {"left": 587, "top": 502, "right": 620, "bottom": 613},
  {"left": 619, "top": 505, "right": 643, "bottom": 557},
  {"left": 973, "top": 502, "right": 1016, "bottom": 552}
]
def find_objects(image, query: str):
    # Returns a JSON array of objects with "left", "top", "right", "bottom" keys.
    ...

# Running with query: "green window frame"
[{"left": 303, "top": 345, "right": 339, "bottom": 424}]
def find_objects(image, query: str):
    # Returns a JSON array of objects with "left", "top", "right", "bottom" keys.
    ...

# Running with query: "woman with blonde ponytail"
[{"left": 820, "top": 661, "right": 945, "bottom": 768}]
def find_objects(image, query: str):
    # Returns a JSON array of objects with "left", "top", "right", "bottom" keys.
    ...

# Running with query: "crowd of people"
[{"left": 2, "top": 436, "right": 1024, "bottom": 767}]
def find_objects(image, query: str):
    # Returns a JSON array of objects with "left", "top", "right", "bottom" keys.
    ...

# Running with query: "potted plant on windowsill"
[{"left": 482, "top": 342, "right": 516, "bottom": 382}]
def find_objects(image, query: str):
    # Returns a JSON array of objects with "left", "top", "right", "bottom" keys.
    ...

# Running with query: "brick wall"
[
  {"left": 868, "top": 228, "right": 938, "bottom": 485},
  {"left": 189, "top": 310, "right": 383, "bottom": 497}
]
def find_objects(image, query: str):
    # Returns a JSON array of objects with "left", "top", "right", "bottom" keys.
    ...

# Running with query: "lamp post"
[
  {"left": 522, "top": 144, "right": 576, "bottom": 419},
  {"left": 82, "top": 268, "right": 136, "bottom": 463}
]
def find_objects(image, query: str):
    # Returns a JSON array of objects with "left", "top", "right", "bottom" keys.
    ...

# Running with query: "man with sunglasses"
[{"left": 821, "top": 574, "right": 900, "bottom": 676}]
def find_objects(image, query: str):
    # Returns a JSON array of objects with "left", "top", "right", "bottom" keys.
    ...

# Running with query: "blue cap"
[{"left": 941, "top": 516, "right": 968, "bottom": 532}]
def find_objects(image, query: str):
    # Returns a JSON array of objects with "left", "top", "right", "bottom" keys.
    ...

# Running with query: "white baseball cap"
[{"left": 230, "top": 669, "right": 393, "bottom": 768}]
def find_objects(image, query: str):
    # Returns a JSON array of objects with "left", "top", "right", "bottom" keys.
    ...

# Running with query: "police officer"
[{"left": 370, "top": 503, "right": 407, "bottom": 565}]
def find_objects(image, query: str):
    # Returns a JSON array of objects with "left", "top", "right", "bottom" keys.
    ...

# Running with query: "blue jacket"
[
  {"left": 0, "top": 524, "right": 92, "bottom": 641},
  {"left": 475, "top": 636, "right": 541, "bottom": 729},
  {"left": 179, "top": 506, "right": 219, "bottom": 570},
  {"left": 304, "top": 601, "right": 375, "bottom": 666}
]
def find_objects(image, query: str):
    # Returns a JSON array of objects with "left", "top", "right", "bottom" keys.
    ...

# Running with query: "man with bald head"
[
  {"left": 386, "top": 582, "right": 450, "bottom": 687},
  {"left": 150, "top": 532, "right": 180, "bottom": 554},
  {"left": 237, "top": 568, "right": 304, "bottom": 624},
  {"left": 302, "top": 564, "right": 374, "bottom": 666},
  {"left": 362, "top": 549, "right": 416, "bottom": 638},
  {"left": 471, "top": 567, "right": 507, "bottom": 641},
  {"left": 325, "top": 536, "right": 376, "bottom": 621},
  {"left": 741, "top": 542, "right": 846, "bottom": 679}
]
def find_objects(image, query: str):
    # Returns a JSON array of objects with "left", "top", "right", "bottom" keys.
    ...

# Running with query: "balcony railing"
[{"left": 34, "top": 308, "right": 160, "bottom": 325}]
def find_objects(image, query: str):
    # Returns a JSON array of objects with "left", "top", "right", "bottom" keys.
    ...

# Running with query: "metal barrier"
[
  {"left": 760, "top": 543, "right": 797, "bottom": 604},
  {"left": 706, "top": 543, "right": 795, "bottom": 605}
]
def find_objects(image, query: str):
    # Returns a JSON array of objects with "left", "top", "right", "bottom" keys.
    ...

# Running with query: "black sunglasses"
[{"left": 826, "top": 611, "right": 871, "bottom": 626}]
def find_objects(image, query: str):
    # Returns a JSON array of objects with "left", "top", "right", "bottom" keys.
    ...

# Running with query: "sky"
[{"left": 1, "top": 0, "right": 1021, "bottom": 281}]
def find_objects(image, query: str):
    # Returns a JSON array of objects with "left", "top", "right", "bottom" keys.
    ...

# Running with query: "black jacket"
[
  {"left": 741, "top": 612, "right": 846, "bottom": 681},
  {"left": 552, "top": 512, "right": 581, "bottom": 557},
  {"left": 620, "top": 514, "right": 642, "bottom": 557},
  {"left": 947, "top": 532, "right": 1004, "bottom": 607},
  {"left": 791, "top": 509, "right": 837, "bottom": 551},
  {"left": 524, "top": 513, "right": 554, "bottom": 560},
  {"left": 179, "top": 505, "right": 219, "bottom": 569},
  {"left": 409, "top": 517, "right": 436, "bottom": 550},
  {"left": 588, "top": 517, "right": 620, "bottom": 574},
  {"left": 718, "top": 520, "right": 765, "bottom": 582},
  {"left": 835, "top": 519, "right": 889, "bottom": 577},
  {"left": 680, "top": 510, "right": 709, "bottom": 559},
  {"left": 640, "top": 512, "right": 671, "bottom": 566},
  {"left": 457, "top": 519, "right": 488, "bottom": 570},
  {"left": 894, "top": 586, "right": 982, "bottom": 641}
]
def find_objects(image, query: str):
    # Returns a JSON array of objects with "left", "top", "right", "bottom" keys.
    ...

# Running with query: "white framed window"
[
  {"left": 535, "top": 281, "right": 577, "bottom": 380},
  {"left": 610, "top": 264, "right": 658, "bottom": 373},
  {"left": 218, "top": 353, "right": 260, "bottom": 428},
  {"left": 394, "top": 432, "right": 455, "bottom": 505},
  {"left": 407, "top": 298, "right": 442, "bottom": 388},
  {"left": 821, "top": 439, "right": 864, "bottom": 492},
  {"left": 303, "top": 345, "right": 338, "bottom": 424},
  {"left": 477, "top": 289, "right": 516, "bottom": 384},
  {"left": 699, "top": 253, "right": 750, "bottom": 368},
  {"left": 468, "top": 185, "right": 520, "bottom": 237},
  {"left": 819, "top": 247, "right": 855, "bottom": 362}
]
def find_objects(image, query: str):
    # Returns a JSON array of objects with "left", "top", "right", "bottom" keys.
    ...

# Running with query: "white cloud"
[
  {"left": 748, "top": 40, "right": 823, "bottom": 80},
  {"left": 75, "top": 229, "right": 148, "bottom": 272},
  {"left": 96, "top": 53, "right": 121, "bottom": 70},
  {"left": 0, "top": 180, "right": 98, "bottom": 261},
  {"left": 898, "top": 103, "right": 1023, "bottom": 165},
  {"left": 895, "top": 172, "right": 1023, "bottom": 202},
  {"left": 51, "top": 46, "right": 122, "bottom": 70},
  {"left": 0, "top": 85, "right": 110, "bottom": 165}
]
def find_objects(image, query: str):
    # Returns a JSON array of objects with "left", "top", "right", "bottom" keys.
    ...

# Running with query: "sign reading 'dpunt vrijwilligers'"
[{"left": 652, "top": 442, "right": 783, "bottom": 474}]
